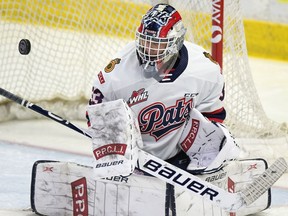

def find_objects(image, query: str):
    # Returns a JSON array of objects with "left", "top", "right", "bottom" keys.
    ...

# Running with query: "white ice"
[{"left": 0, "top": 57, "right": 287, "bottom": 215}]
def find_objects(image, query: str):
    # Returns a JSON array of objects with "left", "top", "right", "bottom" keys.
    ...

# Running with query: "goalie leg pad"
[
  {"left": 31, "top": 159, "right": 272, "bottom": 216},
  {"left": 172, "top": 158, "right": 271, "bottom": 216},
  {"left": 31, "top": 160, "right": 168, "bottom": 216}
]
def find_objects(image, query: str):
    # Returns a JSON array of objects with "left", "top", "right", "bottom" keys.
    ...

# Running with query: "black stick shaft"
[{"left": 0, "top": 87, "right": 91, "bottom": 138}]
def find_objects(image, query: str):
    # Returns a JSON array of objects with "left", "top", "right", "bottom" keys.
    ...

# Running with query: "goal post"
[
  {"left": 211, "top": 0, "right": 224, "bottom": 69},
  {"left": 0, "top": 0, "right": 287, "bottom": 163}
]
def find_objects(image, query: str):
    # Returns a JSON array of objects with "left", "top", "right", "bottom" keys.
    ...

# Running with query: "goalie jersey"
[{"left": 87, "top": 41, "right": 226, "bottom": 161}]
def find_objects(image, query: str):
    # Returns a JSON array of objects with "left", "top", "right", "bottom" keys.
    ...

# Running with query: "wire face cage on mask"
[{"left": 135, "top": 32, "right": 177, "bottom": 64}]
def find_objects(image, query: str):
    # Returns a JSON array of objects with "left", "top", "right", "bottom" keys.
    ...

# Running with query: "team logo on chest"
[
  {"left": 127, "top": 88, "right": 149, "bottom": 106},
  {"left": 139, "top": 98, "right": 193, "bottom": 141}
]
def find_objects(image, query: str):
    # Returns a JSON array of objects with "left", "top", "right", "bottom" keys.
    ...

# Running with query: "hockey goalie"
[
  {"left": 30, "top": 3, "right": 285, "bottom": 216},
  {"left": 31, "top": 100, "right": 273, "bottom": 216}
]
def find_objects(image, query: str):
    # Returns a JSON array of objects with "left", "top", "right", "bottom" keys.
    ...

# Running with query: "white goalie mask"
[{"left": 136, "top": 4, "right": 186, "bottom": 79}]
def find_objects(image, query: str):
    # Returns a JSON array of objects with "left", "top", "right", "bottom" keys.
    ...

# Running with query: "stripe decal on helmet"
[
  {"left": 159, "top": 11, "right": 182, "bottom": 37},
  {"left": 138, "top": 23, "right": 143, "bottom": 34}
]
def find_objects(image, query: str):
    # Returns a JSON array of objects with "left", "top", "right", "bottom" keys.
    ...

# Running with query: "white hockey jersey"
[{"left": 88, "top": 41, "right": 225, "bottom": 160}]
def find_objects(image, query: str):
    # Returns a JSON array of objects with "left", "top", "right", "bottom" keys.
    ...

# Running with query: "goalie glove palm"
[{"left": 179, "top": 108, "right": 240, "bottom": 173}]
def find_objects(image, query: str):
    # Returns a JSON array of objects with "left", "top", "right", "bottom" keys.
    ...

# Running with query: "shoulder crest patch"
[
  {"left": 203, "top": 52, "right": 218, "bottom": 65},
  {"left": 104, "top": 58, "right": 121, "bottom": 73}
]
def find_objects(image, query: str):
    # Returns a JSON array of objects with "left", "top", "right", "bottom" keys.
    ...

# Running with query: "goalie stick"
[{"left": 0, "top": 87, "right": 287, "bottom": 212}]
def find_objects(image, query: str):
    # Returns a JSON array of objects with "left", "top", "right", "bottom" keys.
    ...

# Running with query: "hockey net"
[{"left": 0, "top": 0, "right": 287, "bottom": 163}]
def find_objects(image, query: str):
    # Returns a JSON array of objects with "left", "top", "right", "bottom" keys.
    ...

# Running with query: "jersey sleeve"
[
  {"left": 195, "top": 66, "right": 226, "bottom": 123},
  {"left": 86, "top": 42, "right": 135, "bottom": 127},
  {"left": 88, "top": 71, "right": 116, "bottom": 106},
  {"left": 86, "top": 68, "right": 117, "bottom": 126}
]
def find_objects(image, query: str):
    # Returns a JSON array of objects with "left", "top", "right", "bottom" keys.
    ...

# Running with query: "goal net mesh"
[{"left": 0, "top": 0, "right": 287, "bottom": 161}]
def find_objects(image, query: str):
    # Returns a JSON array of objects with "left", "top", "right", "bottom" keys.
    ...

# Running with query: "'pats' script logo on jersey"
[
  {"left": 127, "top": 88, "right": 149, "bottom": 106},
  {"left": 139, "top": 98, "right": 193, "bottom": 141}
]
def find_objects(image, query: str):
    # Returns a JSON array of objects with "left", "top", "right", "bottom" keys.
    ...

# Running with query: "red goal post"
[{"left": 211, "top": 0, "right": 224, "bottom": 69}]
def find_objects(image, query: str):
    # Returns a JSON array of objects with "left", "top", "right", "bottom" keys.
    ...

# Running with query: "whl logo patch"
[{"left": 127, "top": 88, "right": 148, "bottom": 106}]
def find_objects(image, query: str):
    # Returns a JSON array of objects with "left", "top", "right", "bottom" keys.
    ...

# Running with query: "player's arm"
[
  {"left": 196, "top": 63, "right": 226, "bottom": 123},
  {"left": 86, "top": 53, "right": 127, "bottom": 126},
  {"left": 86, "top": 58, "right": 142, "bottom": 177},
  {"left": 179, "top": 107, "right": 240, "bottom": 173},
  {"left": 86, "top": 69, "right": 116, "bottom": 126},
  {"left": 86, "top": 99, "right": 143, "bottom": 177},
  {"left": 200, "top": 82, "right": 226, "bottom": 123},
  {"left": 180, "top": 62, "right": 238, "bottom": 173}
]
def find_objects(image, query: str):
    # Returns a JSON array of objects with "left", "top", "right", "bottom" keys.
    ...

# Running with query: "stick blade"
[{"left": 241, "top": 157, "right": 287, "bottom": 206}]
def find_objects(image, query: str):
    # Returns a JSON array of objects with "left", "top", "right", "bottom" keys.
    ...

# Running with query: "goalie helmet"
[{"left": 136, "top": 4, "right": 186, "bottom": 78}]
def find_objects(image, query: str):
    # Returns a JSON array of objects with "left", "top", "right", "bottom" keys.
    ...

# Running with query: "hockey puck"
[{"left": 18, "top": 39, "right": 31, "bottom": 55}]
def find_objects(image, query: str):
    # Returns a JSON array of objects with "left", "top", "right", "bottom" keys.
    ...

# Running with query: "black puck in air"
[{"left": 19, "top": 39, "right": 31, "bottom": 55}]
